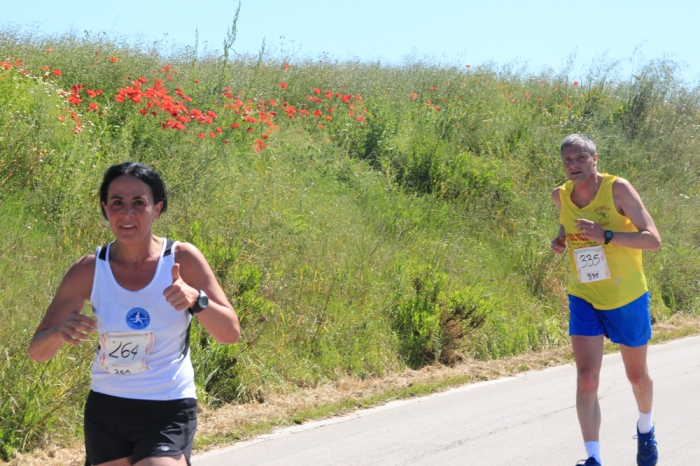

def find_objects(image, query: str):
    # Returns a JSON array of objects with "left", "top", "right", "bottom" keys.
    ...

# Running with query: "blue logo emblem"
[{"left": 126, "top": 308, "right": 150, "bottom": 329}]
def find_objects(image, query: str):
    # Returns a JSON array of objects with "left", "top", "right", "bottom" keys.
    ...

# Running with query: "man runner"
[{"left": 551, "top": 134, "right": 661, "bottom": 466}]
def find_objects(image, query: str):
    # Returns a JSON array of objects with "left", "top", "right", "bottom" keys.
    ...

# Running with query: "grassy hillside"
[{"left": 1, "top": 27, "right": 699, "bottom": 458}]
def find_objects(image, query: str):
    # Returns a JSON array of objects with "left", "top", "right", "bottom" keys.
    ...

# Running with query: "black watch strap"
[
  {"left": 188, "top": 290, "right": 209, "bottom": 314},
  {"left": 604, "top": 230, "right": 613, "bottom": 245}
]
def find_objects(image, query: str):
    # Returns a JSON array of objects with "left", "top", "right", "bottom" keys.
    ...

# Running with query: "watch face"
[{"left": 198, "top": 293, "right": 209, "bottom": 308}]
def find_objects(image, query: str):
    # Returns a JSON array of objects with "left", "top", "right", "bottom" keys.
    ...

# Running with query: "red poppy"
[
  {"left": 231, "top": 123, "right": 240, "bottom": 129},
  {"left": 313, "top": 110, "right": 322, "bottom": 118},
  {"left": 224, "top": 140, "right": 229, "bottom": 144},
  {"left": 209, "top": 132, "right": 216, "bottom": 138},
  {"left": 88, "top": 103, "right": 99, "bottom": 112},
  {"left": 430, "top": 87, "right": 437, "bottom": 91},
  {"left": 215, "top": 127, "right": 223, "bottom": 134},
  {"left": 87, "top": 89, "right": 97, "bottom": 98},
  {"left": 325, "top": 116, "right": 332, "bottom": 122},
  {"left": 197, "top": 133, "right": 205, "bottom": 139},
  {"left": 46, "top": 48, "right": 53, "bottom": 53},
  {"left": 510, "top": 99, "right": 516, "bottom": 103},
  {"left": 53, "top": 69, "right": 62, "bottom": 77},
  {"left": 262, "top": 134, "right": 268, "bottom": 139},
  {"left": 247, "top": 127, "right": 254, "bottom": 132},
  {"left": 573, "top": 81, "right": 579, "bottom": 86},
  {"left": 283, "top": 63, "right": 290, "bottom": 71},
  {"left": 110, "top": 56, "right": 118, "bottom": 63},
  {"left": 313, "top": 87, "right": 321, "bottom": 95},
  {"left": 465, "top": 64, "right": 470, "bottom": 69},
  {"left": 567, "top": 103, "right": 573, "bottom": 108},
  {"left": 280, "top": 82, "right": 288, "bottom": 89},
  {"left": 525, "top": 93, "right": 530, "bottom": 99},
  {"left": 357, "top": 116, "right": 365, "bottom": 122},
  {"left": 411, "top": 93, "right": 418, "bottom": 100},
  {"left": 325, "top": 90, "right": 333, "bottom": 99},
  {"left": 318, "top": 124, "right": 324, "bottom": 129}
]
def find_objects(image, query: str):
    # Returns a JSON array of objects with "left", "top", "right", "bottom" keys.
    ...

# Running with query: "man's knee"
[
  {"left": 577, "top": 368, "right": 600, "bottom": 393},
  {"left": 627, "top": 368, "right": 652, "bottom": 388}
]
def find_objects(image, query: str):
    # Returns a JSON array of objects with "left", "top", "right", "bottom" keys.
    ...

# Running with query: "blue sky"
[{"left": 3, "top": 0, "right": 699, "bottom": 83}]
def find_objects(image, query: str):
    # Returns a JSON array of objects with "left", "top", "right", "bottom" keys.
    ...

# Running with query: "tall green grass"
[{"left": 1, "top": 26, "right": 699, "bottom": 458}]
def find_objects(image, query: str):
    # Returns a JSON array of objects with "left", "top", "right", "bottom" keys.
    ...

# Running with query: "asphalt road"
[{"left": 192, "top": 335, "right": 700, "bottom": 465}]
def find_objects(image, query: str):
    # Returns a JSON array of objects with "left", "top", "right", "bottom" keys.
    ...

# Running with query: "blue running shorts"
[{"left": 568, "top": 292, "right": 651, "bottom": 347}]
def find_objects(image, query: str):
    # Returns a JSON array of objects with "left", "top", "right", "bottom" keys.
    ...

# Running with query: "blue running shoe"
[
  {"left": 636, "top": 425, "right": 658, "bottom": 466},
  {"left": 576, "top": 457, "right": 602, "bottom": 466}
]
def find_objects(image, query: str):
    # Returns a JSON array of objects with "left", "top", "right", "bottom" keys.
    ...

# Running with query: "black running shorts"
[{"left": 84, "top": 390, "right": 197, "bottom": 465}]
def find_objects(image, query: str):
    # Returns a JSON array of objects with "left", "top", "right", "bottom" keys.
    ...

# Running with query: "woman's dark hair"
[{"left": 99, "top": 162, "right": 167, "bottom": 219}]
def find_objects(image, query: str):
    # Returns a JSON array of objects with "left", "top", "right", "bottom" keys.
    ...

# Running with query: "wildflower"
[
  {"left": 209, "top": 132, "right": 216, "bottom": 138},
  {"left": 194, "top": 79, "right": 199, "bottom": 83},
  {"left": 280, "top": 82, "right": 288, "bottom": 89},
  {"left": 247, "top": 127, "right": 254, "bottom": 132},
  {"left": 231, "top": 123, "right": 240, "bottom": 129},
  {"left": 283, "top": 63, "right": 290, "bottom": 70},
  {"left": 510, "top": 99, "right": 516, "bottom": 103},
  {"left": 325, "top": 90, "right": 333, "bottom": 99},
  {"left": 161, "top": 65, "right": 172, "bottom": 72},
  {"left": 426, "top": 100, "right": 432, "bottom": 105},
  {"left": 215, "top": 127, "right": 223, "bottom": 134},
  {"left": 87, "top": 89, "right": 97, "bottom": 98},
  {"left": 314, "top": 87, "right": 321, "bottom": 95},
  {"left": 411, "top": 93, "right": 418, "bottom": 100},
  {"left": 197, "top": 133, "right": 205, "bottom": 139},
  {"left": 567, "top": 103, "right": 573, "bottom": 108},
  {"left": 465, "top": 64, "right": 470, "bottom": 69},
  {"left": 325, "top": 115, "right": 332, "bottom": 122},
  {"left": 224, "top": 140, "right": 229, "bottom": 144},
  {"left": 313, "top": 110, "right": 322, "bottom": 118},
  {"left": 262, "top": 134, "right": 268, "bottom": 139},
  {"left": 245, "top": 117, "right": 257, "bottom": 123},
  {"left": 573, "top": 81, "right": 579, "bottom": 86},
  {"left": 357, "top": 116, "right": 365, "bottom": 122},
  {"left": 46, "top": 48, "right": 53, "bottom": 53},
  {"left": 318, "top": 124, "right": 324, "bottom": 129},
  {"left": 430, "top": 87, "right": 437, "bottom": 91},
  {"left": 53, "top": 69, "right": 62, "bottom": 77},
  {"left": 525, "top": 93, "right": 530, "bottom": 99},
  {"left": 110, "top": 56, "right": 118, "bottom": 63}
]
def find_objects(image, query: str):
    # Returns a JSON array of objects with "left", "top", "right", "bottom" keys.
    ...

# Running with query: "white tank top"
[{"left": 89, "top": 238, "right": 197, "bottom": 400}]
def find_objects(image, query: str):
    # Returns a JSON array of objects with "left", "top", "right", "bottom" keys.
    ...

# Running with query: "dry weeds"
[{"left": 6, "top": 315, "right": 700, "bottom": 466}]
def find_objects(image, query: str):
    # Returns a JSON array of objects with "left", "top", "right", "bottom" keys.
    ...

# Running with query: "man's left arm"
[{"left": 610, "top": 178, "right": 661, "bottom": 251}]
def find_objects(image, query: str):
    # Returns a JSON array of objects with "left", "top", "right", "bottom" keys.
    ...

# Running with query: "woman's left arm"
[{"left": 163, "top": 242, "right": 240, "bottom": 344}]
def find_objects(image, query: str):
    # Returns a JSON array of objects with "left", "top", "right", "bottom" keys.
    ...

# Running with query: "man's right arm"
[{"left": 551, "top": 187, "right": 567, "bottom": 254}]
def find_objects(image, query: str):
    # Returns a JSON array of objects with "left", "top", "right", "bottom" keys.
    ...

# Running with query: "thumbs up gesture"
[
  {"left": 60, "top": 296, "right": 97, "bottom": 345},
  {"left": 164, "top": 263, "right": 194, "bottom": 311}
]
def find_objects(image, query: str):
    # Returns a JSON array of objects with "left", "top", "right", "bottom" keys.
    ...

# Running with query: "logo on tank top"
[
  {"left": 594, "top": 205, "right": 611, "bottom": 227},
  {"left": 126, "top": 308, "right": 150, "bottom": 329}
]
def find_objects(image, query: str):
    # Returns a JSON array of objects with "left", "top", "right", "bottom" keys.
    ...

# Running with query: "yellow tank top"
[{"left": 559, "top": 174, "right": 647, "bottom": 309}]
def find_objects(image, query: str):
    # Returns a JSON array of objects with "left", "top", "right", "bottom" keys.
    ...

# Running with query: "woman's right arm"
[{"left": 27, "top": 255, "right": 97, "bottom": 362}]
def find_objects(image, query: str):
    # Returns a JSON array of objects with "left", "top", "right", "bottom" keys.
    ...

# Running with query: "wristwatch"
[
  {"left": 188, "top": 290, "right": 209, "bottom": 314},
  {"left": 604, "top": 230, "right": 614, "bottom": 245}
]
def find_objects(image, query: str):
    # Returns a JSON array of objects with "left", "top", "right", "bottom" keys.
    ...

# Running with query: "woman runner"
[{"left": 28, "top": 162, "right": 240, "bottom": 466}]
